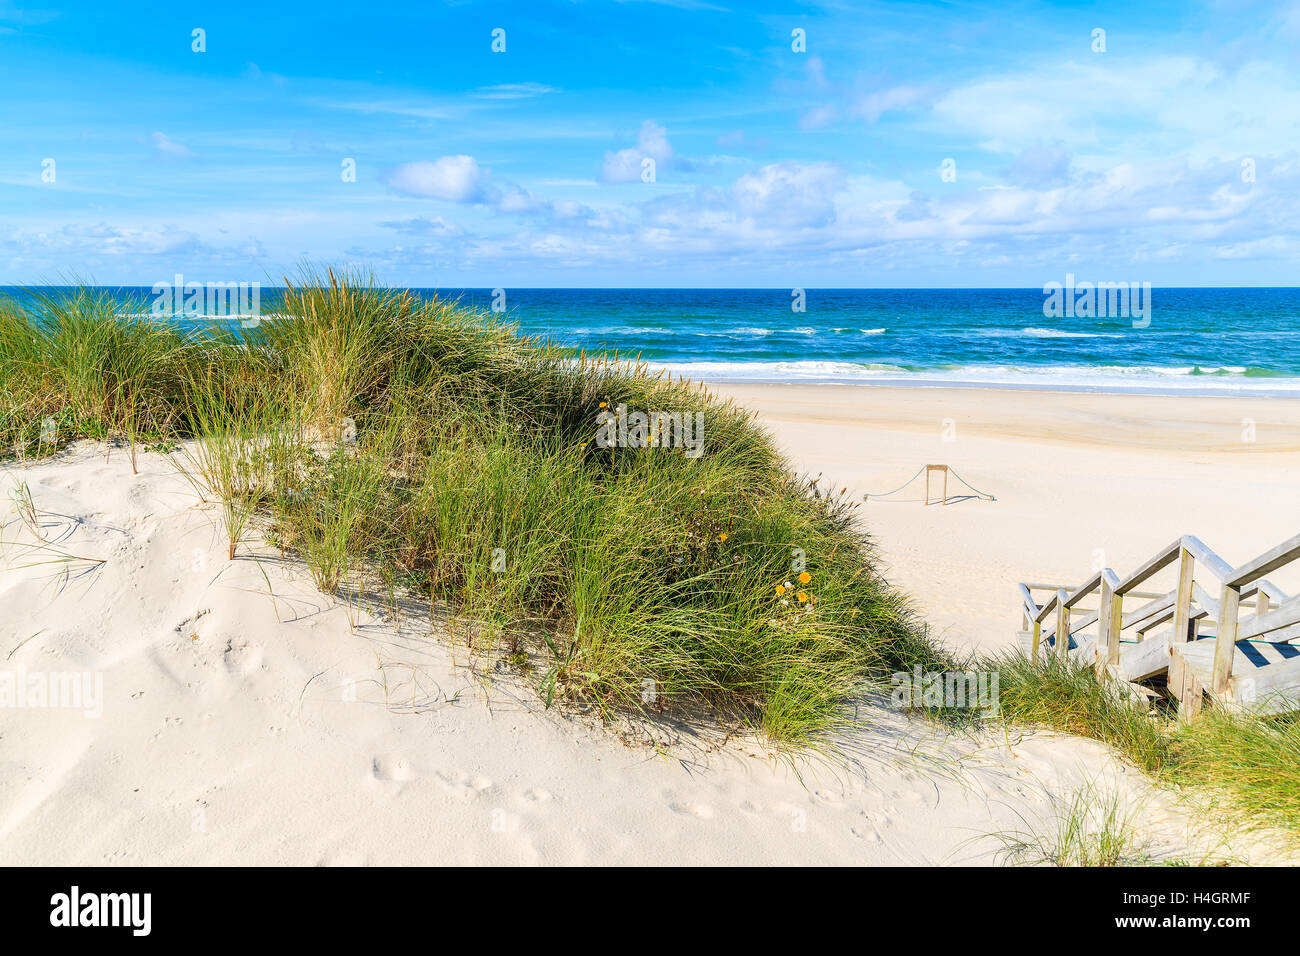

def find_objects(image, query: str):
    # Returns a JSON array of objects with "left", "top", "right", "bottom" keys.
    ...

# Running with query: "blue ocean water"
[{"left": 7, "top": 286, "right": 1300, "bottom": 395}]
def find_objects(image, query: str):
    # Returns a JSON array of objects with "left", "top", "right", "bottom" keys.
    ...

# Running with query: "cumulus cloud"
[
  {"left": 732, "top": 162, "right": 844, "bottom": 228},
  {"left": 601, "top": 120, "right": 674, "bottom": 183},
  {"left": 384, "top": 155, "right": 495, "bottom": 202}
]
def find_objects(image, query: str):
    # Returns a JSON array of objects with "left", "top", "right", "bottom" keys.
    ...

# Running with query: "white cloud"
[
  {"left": 798, "top": 105, "right": 837, "bottom": 131},
  {"left": 933, "top": 56, "right": 1300, "bottom": 163},
  {"left": 380, "top": 216, "right": 462, "bottom": 237},
  {"left": 152, "top": 132, "right": 193, "bottom": 159},
  {"left": 473, "top": 82, "right": 559, "bottom": 99},
  {"left": 852, "top": 84, "right": 939, "bottom": 123},
  {"left": 385, "top": 156, "right": 494, "bottom": 202},
  {"left": 732, "top": 162, "right": 844, "bottom": 227},
  {"left": 601, "top": 120, "right": 674, "bottom": 183}
]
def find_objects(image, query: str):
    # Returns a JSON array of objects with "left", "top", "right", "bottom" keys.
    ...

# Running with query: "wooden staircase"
[{"left": 1017, "top": 533, "right": 1300, "bottom": 717}]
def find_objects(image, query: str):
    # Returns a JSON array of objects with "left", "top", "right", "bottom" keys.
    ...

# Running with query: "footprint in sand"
[
  {"left": 370, "top": 754, "right": 416, "bottom": 782},
  {"left": 435, "top": 768, "right": 494, "bottom": 799},
  {"left": 669, "top": 801, "right": 715, "bottom": 819},
  {"left": 522, "top": 787, "right": 553, "bottom": 803}
]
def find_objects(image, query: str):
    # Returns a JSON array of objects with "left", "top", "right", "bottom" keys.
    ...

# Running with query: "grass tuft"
[{"left": 0, "top": 273, "right": 946, "bottom": 745}]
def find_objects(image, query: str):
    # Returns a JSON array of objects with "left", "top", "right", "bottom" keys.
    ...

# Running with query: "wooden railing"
[{"left": 1019, "top": 533, "right": 1300, "bottom": 712}]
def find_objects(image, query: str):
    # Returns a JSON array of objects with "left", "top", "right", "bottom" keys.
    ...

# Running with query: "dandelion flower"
[
  {"left": 719, "top": 533, "right": 728, "bottom": 542},
  {"left": 797, "top": 571, "right": 811, "bottom": 584},
  {"left": 797, "top": 591, "right": 809, "bottom": 604},
  {"left": 775, "top": 584, "right": 786, "bottom": 595},
  {"left": 599, "top": 401, "right": 608, "bottom": 408}
]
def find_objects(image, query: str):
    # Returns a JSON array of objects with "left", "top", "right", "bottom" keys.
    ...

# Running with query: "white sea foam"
[
  {"left": 969, "top": 327, "right": 1117, "bottom": 339},
  {"left": 650, "top": 360, "right": 1300, "bottom": 394}
]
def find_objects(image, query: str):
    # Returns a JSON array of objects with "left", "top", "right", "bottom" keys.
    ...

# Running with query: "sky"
[{"left": 2, "top": 0, "right": 1299, "bottom": 287}]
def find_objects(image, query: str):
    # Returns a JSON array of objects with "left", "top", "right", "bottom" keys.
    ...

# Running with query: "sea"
[{"left": 6, "top": 286, "right": 1300, "bottom": 396}]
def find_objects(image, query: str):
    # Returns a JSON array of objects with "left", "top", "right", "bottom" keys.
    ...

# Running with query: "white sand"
[
  {"left": 714, "top": 384, "right": 1300, "bottom": 655},
  {"left": 2, "top": 384, "right": 1295, "bottom": 865}
]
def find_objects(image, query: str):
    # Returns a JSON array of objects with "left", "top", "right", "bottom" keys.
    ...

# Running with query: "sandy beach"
[
  {"left": 1, "top": 384, "right": 1294, "bottom": 866},
  {"left": 715, "top": 384, "right": 1300, "bottom": 655}
]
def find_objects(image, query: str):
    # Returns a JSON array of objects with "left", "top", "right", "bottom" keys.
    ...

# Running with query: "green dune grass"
[
  {"left": 986, "top": 650, "right": 1300, "bottom": 845},
  {"left": 0, "top": 272, "right": 947, "bottom": 745}
]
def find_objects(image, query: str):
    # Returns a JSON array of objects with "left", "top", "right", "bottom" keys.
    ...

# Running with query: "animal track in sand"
[
  {"left": 370, "top": 754, "right": 415, "bottom": 782},
  {"left": 810, "top": 788, "right": 846, "bottom": 808},
  {"left": 522, "top": 787, "right": 552, "bottom": 803},
  {"left": 174, "top": 609, "right": 210, "bottom": 637},
  {"left": 669, "top": 801, "right": 715, "bottom": 819},
  {"left": 222, "top": 639, "right": 264, "bottom": 676},
  {"left": 850, "top": 823, "right": 882, "bottom": 843}
]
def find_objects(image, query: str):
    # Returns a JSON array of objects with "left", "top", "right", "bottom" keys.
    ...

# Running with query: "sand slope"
[{"left": 0, "top": 441, "right": 1280, "bottom": 865}]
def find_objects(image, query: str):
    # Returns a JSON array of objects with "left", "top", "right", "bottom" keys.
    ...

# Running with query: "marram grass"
[
  {"left": 0, "top": 273, "right": 947, "bottom": 745},
  {"left": 983, "top": 650, "right": 1300, "bottom": 843}
]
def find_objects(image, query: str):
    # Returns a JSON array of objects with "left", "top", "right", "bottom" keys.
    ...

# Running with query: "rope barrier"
[
  {"left": 945, "top": 466, "right": 997, "bottom": 501},
  {"left": 860, "top": 465, "right": 926, "bottom": 500},
  {"left": 862, "top": 464, "right": 995, "bottom": 502}
]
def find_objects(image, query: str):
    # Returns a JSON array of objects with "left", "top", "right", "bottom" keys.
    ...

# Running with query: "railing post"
[
  {"left": 1171, "top": 545, "right": 1196, "bottom": 644},
  {"left": 1055, "top": 588, "right": 1070, "bottom": 660},
  {"left": 1097, "top": 574, "right": 1121, "bottom": 677},
  {"left": 1212, "top": 584, "right": 1241, "bottom": 697},
  {"left": 1030, "top": 618, "right": 1041, "bottom": 662}
]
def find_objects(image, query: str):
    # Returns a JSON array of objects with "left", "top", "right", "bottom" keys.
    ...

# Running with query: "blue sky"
[{"left": 3, "top": 0, "right": 1299, "bottom": 286}]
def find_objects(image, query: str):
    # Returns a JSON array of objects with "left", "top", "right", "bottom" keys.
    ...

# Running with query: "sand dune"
[{"left": 2, "top": 383, "right": 1295, "bottom": 865}]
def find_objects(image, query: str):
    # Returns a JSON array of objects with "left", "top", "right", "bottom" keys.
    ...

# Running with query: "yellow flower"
[
  {"left": 599, "top": 401, "right": 608, "bottom": 408},
  {"left": 719, "top": 533, "right": 728, "bottom": 542},
  {"left": 797, "top": 571, "right": 811, "bottom": 584},
  {"left": 797, "top": 591, "right": 809, "bottom": 604},
  {"left": 775, "top": 584, "right": 786, "bottom": 595}
]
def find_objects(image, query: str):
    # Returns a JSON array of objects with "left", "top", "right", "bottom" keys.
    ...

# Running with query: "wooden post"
[
  {"left": 1097, "top": 575, "right": 1122, "bottom": 677},
  {"left": 1030, "top": 618, "right": 1042, "bottom": 661},
  {"left": 1055, "top": 588, "right": 1071, "bottom": 660},
  {"left": 1171, "top": 546, "right": 1195, "bottom": 644},
  {"left": 1257, "top": 590, "right": 1272, "bottom": 618},
  {"left": 1211, "top": 584, "right": 1241, "bottom": 697},
  {"left": 1170, "top": 546, "right": 1198, "bottom": 715},
  {"left": 924, "top": 464, "right": 948, "bottom": 506}
]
